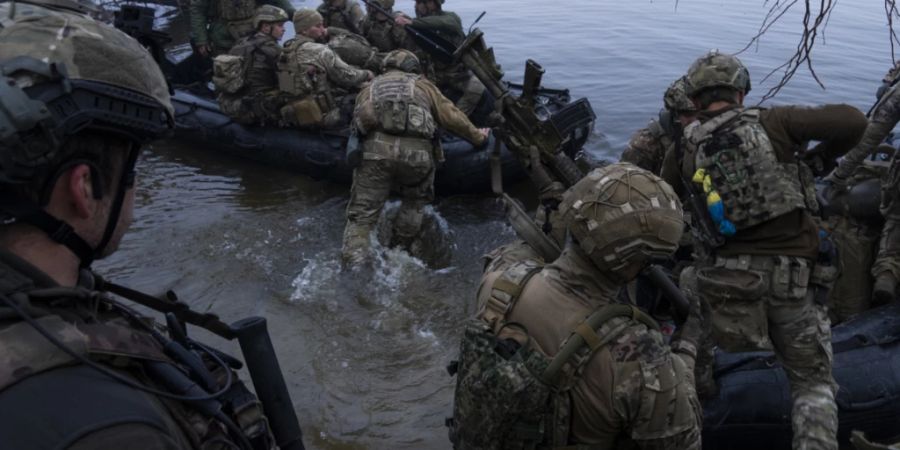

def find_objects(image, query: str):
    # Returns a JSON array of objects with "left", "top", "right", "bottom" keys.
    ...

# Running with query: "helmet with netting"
[
  {"left": 382, "top": 49, "right": 421, "bottom": 73},
  {"left": 663, "top": 76, "right": 696, "bottom": 113},
  {"left": 685, "top": 51, "right": 751, "bottom": 98},
  {"left": 254, "top": 5, "right": 289, "bottom": 29},
  {"left": 558, "top": 163, "right": 684, "bottom": 282},
  {"left": 0, "top": 3, "right": 173, "bottom": 185},
  {"left": 293, "top": 9, "right": 323, "bottom": 32}
]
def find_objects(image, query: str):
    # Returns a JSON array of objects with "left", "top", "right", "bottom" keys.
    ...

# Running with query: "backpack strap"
[
  {"left": 542, "top": 303, "right": 660, "bottom": 448},
  {"left": 480, "top": 259, "right": 544, "bottom": 329}
]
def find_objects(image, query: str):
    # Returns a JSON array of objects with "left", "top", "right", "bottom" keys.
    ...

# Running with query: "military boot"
[{"left": 873, "top": 272, "right": 898, "bottom": 305}]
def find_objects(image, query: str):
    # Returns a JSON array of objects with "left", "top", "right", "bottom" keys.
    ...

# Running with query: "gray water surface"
[{"left": 96, "top": 1, "right": 892, "bottom": 448}]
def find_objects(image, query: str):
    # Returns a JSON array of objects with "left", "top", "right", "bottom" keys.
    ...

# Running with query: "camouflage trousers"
[
  {"left": 873, "top": 157, "right": 900, "bottom": 281},
  {"left": 341, "top": 138, "right": 435, "bottom": 266},
  {"left": 681, "top": 254, "right": 838, "bottom": 450},
  {"left": 821, "top": 215, "right": 880, "bottom": 323}
]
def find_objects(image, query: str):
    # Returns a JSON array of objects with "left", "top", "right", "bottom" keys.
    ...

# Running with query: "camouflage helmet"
[
  {"left": 663, "top": 76, "right": 696, "bottom": 113},
  {"left": 685, "top": 51, "right": 752, "bottom": 98},
  {"left": 254, "top": 5, "right": 289, "bottom": 29},
  {"left": 293, "top": 9, "right": 323, "bottom": 32},
  {"left": 0, "top": 3, "right": 173, "bottom": 185},
  {"left": 382, "top": 49, "right": 421, "bottom": 73},
  {"left": 558, "top": 163, "right": 684, "bottom": 282}
]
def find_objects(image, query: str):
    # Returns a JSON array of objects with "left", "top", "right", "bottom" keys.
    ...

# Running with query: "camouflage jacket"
[
  {"left": 326, "top": 27, "right": 383, "bottom": 72},
  {"left": 229, "top": 31, "right": 282, "bottom": 94},
  {"left": 0, "top": 250, "right": 274, "bottom": 450},
  {"left": 353, "top": 70, "right": 485, "bottom": 145},
  {"left": 360, "top": 12, "right": 409, "bottom": 52},
  {"left": 471, "top": 245, "right": 701, "bottom": 448},
  {"left": 280, "top": 34, "right": 371, "bottom": 93},
  {"left": 833, "top": 71, "right": 900, "bottom": 180},
  {"left": 410, "top": 10, "right": 469, "bottom": 81},
  {"left": 317, "top": 0, "right": 364, "bottom": 34},
  {"left": 189, "top": 0, "right": 295, "bottom": 50},
  {"left": 621, "top": 119, "right": 672, "bottom": 175}
]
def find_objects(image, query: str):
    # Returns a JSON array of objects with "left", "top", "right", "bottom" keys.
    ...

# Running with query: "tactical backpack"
[
  {"left": 448, "top": 261, "right": 660, "bottom": 449},
  {"left": 356, "top": 72, "right": 435, "bottom": 138},
  {"left": 213, "top": 54, "right": 248, "bottom": 94}
]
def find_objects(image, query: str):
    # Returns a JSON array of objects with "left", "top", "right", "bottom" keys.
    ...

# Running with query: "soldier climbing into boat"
[
  {"left": 341, "top": 49, "right": 488, "bottom": 268},
  {"left": 213, "top": 5, "right": 290, "bottom": 126},
  {"left": 449, "top": 163, "right": 704, "bottom": 450},
  {"left": 317, "top": 0, "right": 365, "bottom": 35},
  {"left": 277, "top": 9, "right": 374, "bottom": 129},
  {"left": 823, "top": 60, "right": 900, "bottom": 307},
  {"left": 189, "top": 0, "right": 294, "bottom": 58},
  {"left": 661, "top": 50, "right": 867, "bottom": 450},
  {"left": 393, "top": 0, "right": 487, "bottom": 116}
]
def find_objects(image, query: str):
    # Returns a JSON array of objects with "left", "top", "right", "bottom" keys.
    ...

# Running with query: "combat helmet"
[
  {"left": 293, "top": 9, "right": 323, "bottom": 32},
  {"left": 382, "top": 49, "right": 421, "bottom": 74},
  {"left": 254, "top": 5, "right": 289, "bottom": 29},
  {"left": 557, "top": 163, "right": 684, "bottom": 282},
  {"left": 0, "top": 5, "right": 173, "bottom": 265},
  {"left": 663, "top": 76, "right": 696, "bottom": 113},
  {"left": 685, "top": 51, "right": 752, "bottom": 98}
]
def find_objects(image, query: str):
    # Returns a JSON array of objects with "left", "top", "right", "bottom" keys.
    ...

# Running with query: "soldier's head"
[
  {"left": 366, "top": 0, "right": 394, "bottom": 20},
  {"left": 254, "top": 5, "right": 289, "bottom": 39},
  {"left": 685, "top": 51, "right": 751, "bottom": 111},
  {"left": 382, "top": 49, "right": 421, "bottom": 74},
  {"left": 414, "top": 0, "right": 442, "bottom": 17},
  {"left": 558, "top": 163, "right": 683, "bottom": 283},
  {"left": 0, "top": 6, "right": 173, "bottom": 271},
  {"left": 294, "top": 9, "right": 327, "bottom": 41},
  {"left": 663, "top": 76, "right": 698, "bottom": 127}
]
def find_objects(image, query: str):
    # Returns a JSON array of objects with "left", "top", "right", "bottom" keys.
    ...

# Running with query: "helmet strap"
[
  {"left": 93, "top": 144, "right": 140, "bottom": 261},
  {"left": 0, "top": 197, "right": 95, "bottom": 266}
]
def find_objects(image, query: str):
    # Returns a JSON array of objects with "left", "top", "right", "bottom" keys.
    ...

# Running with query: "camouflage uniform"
[
  {"left": 621, "top": 77, "right": 696, "bottom": 175},
  {"left": 317, "top": 0, "right": 364, "bottom": 34},
  {"left": 190, "top": 0, "right": 294, "bottom": 56},
  {"left": 451, "top": 164, "right": 701, "bottom": 449},
  {"left": 217, "top": 30, "right": 286, "bottom": 124},
  {"left": 360, "top": 0, "right": 410, "bottom": 53},
  {"left": 621, "top": 121, "right": 673, "bottom": 175},
  {"left": 276, "top": 28, "right": 372, "bottom": 128},
  {"left": 0, "top": 3, "right": 278, "bottom": 448},
  {"left": 326, "top": 27, "right": 385, "bottom": 72},
  {"left": 411, "top": 9, "right": 486, "bottom": 116},
  {"left": 341, "top": 50, "right": 485, "bottom": 266},
  {"left": 667, "top": 52, "right": 867, "bottom": 450},
  {"left": 828, "top": 63, "right": 900, "bottom": 303}
]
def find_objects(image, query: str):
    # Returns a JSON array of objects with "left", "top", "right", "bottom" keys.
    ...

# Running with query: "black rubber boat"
[
  {"left": 170, "top": 84, "right": 595, "bottom": 195},
  {"left": 703, "top": 301, "right": 900, "bottom": 449}
]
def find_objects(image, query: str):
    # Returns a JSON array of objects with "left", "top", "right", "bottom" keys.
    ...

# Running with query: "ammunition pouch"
[
  {"left": 212, "top": 54, "right": 247, "bottom": 94},
  {"left": 280, "top": 97, "right": 326, "bottom": 127}
]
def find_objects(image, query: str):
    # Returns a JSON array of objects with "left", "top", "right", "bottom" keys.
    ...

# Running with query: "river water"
[{"left": 95, "top": 1, "right": 892, "bottom": 448}]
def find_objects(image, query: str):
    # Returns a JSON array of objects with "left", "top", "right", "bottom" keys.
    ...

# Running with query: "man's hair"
[
  {"left": 693, "top": 87, "right": 741, "bottom": 110},
  {"left": 4, "top": 132, "right": 131, "bottom": 206}
]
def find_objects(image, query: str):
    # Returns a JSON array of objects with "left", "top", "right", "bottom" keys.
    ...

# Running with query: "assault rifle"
[{"left": 358, "top": 0, "right": 454, "bottom": 64}]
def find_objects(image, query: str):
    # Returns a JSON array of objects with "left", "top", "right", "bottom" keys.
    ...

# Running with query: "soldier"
[
  {"left": 449, "top": 163, "right": 703, "bottom": 449},
  {"left": 190, "top": 0, "right": 294, "bottom": 58},
  {"left": 662, "top": 51, "right": 867, "bottom": 450},
  {"left": 341, "top": 49, "right": 488, "bottom": 267},
  {"left": 621, "top": 76, "right": 698, "bottom": 175},
  {"left": 277, "top": 9, "right": 374, "bottom": 129},
  {"left": 824, "top": 61, "right": 900, "bottom": 304},
  {"left": 317, "top": 0, "right": 364, "bottom": 34},
  {"left": 360, "top": 0, "right": 411, "bottom": 53},
  {"left": 214, "top": 5, "right": 290, "bottom": 125},
  {"left": 394, "top": 0, "right": 486, "bottom": 116},
  {"left": 0, "top": 1, "right": 285, "bottom": 448}
]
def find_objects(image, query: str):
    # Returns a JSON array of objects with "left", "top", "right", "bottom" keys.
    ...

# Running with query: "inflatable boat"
[{"left": 170, "top": 84, "right": 595, "bottom": 195}]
